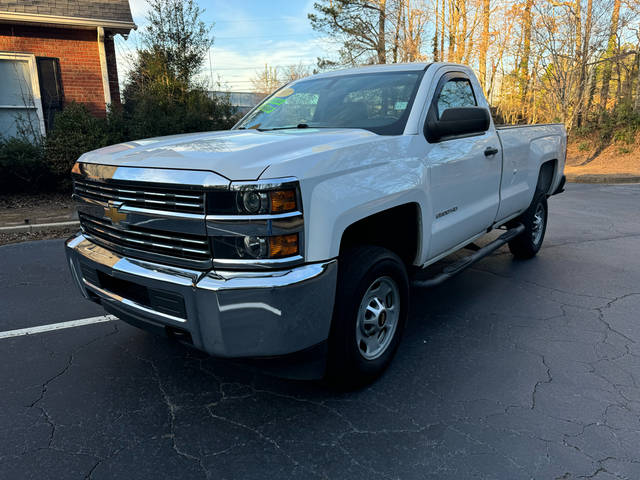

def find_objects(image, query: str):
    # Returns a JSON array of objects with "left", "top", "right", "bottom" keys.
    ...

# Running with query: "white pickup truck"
[{"left": 66, "top": 62, "right": 566, "bottom": 385}]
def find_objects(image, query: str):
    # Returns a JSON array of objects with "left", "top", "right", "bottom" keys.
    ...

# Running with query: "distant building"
[
  {"left": 211, "top": 91, "right": 264, "bottom": 116},
  {"left": 0, "top": 0, "right": 136, "bottom": 137}
]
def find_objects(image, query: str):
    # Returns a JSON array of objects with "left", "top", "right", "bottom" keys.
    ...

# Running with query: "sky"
[{"left": 115, "top": 0, "right": 340, "bottom": 92}]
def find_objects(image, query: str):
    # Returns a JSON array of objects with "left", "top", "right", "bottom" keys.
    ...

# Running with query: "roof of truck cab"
[{"left": 309, "top": 63, "right": 432, "bottom": 79}]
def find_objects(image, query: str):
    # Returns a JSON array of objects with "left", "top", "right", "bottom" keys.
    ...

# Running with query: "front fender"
[{"left": 303, "top": 158, "right": 430, "bottom": 263}]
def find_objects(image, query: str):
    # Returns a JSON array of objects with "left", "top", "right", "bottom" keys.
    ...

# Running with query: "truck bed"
[
  {"left": 495, "top": 123, "right": 564, "bottom": 130},
  {"left": 494, "top": 123, "right": 567, "bottom": 221}
]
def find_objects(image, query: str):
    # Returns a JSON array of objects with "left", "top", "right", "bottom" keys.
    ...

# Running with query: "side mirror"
[{"left": 425, "top": 106, "right": 490, "bottom": 143}]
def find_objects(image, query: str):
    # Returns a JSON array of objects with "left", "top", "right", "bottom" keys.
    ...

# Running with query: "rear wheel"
[
  {"left": 326, "top": 246, "right": 409, "bottom": 388},
  {"left": 508, "top": 193, "right": 548, "bottom": 259}
]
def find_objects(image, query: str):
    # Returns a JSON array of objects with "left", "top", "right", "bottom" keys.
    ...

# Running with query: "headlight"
[
  {"left": 207, "top": 179, "right": 300, "bottom": 216},
  {"left": 240, "top": 191, "right": 265, "bottom": 214},
  {"left": 243, "top": 235, "right": 267, "bottom": 257},
  {"left": 206, "top": 178, "right": 303, "bottom": 267},
  {"left": 211, "top": 233, "right": 300, "bottom": 261}
]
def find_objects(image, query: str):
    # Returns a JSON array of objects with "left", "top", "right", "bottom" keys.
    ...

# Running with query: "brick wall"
[{"left": 0, "top": 24, "right": 118, "bottom": 117}]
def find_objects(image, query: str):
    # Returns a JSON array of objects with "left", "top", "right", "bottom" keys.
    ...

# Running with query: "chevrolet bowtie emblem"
[{"left": 104, "top": 201, "right": 127, "bottom": 225}]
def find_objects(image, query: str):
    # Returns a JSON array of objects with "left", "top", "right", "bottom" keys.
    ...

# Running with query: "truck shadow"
[
  {"left": 127, "top": 242, "right": 520, "bottom": 398},
  {"left": 38, "top": 247, "right": 554, "bottom": 475}
]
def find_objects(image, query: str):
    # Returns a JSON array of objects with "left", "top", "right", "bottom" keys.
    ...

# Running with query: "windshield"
[{"left": 235, "top": 70, "right": 424, "bottom": 135}]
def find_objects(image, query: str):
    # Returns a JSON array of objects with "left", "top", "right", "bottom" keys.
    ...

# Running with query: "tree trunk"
[
  {"left": 378, "top": 0, "right": 387, "bottom": 64},
  {"left": 392, "top": 0, "right": 402, "bottom": 63},
  {"left": 479, "top": 0, "right": 490, "bottom": 89},
  {"left": 448, "top": 0, "right": 457, "bottom": 60},
  {"left": 600, "top": 0, "right": 621, "bottom": 110},
  {"left": 622, "top": 52, "right": 635, "bottom": 105},
  {"left": 457, "top": 0, "right": 467, "bottom": 62},
  {"left": 586, "top": 62, "right": 598, "bottom": 115},
  {"left": 433, "top": 0, "right": 439, "bottom": 61},
  {"left": 531, "top": 59, "right": 539, "bottom": 123},
  {"left": 404, "top": 3, "right": 422, "bottom": 62},
  {"left": 574, "top": 0, "right": 581, "bottom": 59},
  {"left": 518, "top": 0, "right": 533, "bottom": 111},
  {"left": 635, "top": 50, "right": 640, "bottom": 112},
  {"left": 574, "top": 0, "right": 592, "bottom": 128},
  {"left": 615, "top": 55, "right": 622, "bottom": 104},
  {"left": 440, "top": 0, "right": 446, "bottom": 61}
]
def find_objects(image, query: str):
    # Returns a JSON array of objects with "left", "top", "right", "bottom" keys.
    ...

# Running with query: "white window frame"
[{"left": 0, "top": 52, "right": 46, "bottom": 136}]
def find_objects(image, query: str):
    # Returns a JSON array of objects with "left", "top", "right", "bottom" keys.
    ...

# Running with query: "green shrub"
[
  {"left": 44, "top": 103, "right": 109, "bottom": 178},
  {"left": 103, "top": 105, "right": 130, "bottom": 145},
  {"left": 2, "top": 91, "right": 238, "bottom": 195},
  {"left": 0, "top": 137, "right": 49, "bottom": 193},
  {"left": 122, "top": 87, "right": 238, "bottom": 140},
  {"left": 578, "top": 102, "right": 640, "bottom": 145},
  {"left": 617, "top": 146, "right": 632, "bottom": 154},
  {"left": 577, "top": 141, "right": 590, "bottom": 152}
]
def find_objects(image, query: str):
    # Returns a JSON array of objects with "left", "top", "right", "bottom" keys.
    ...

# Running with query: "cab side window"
[{"left": 436, "top": 79, "right": 476, "bottom": 118}]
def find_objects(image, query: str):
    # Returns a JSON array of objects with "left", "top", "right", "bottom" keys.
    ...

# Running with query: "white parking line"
[{"left": 0, "top": 315, "right": 117, "bottom": 340}]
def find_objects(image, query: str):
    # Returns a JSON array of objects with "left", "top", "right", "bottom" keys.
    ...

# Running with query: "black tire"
[
  {"left": 325, "top": 246, "right": 409, "bottom": 388},
  {"left": 508, "top": 192, "right": 548, "bottom": 259}
]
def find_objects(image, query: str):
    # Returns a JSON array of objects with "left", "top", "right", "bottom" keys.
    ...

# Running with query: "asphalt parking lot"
[{"left": 1, "top": 183, "right": 639, "bottom": 479}]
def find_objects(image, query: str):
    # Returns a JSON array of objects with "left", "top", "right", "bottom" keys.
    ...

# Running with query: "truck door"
[{"left": 425, "top": 71, "right": 502, "bottom": 258}]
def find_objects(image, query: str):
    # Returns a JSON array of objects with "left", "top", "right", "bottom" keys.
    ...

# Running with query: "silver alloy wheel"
[
  {"left": 355, "top": 276, "right": 400, "bottom": 360},
  {"left": 531, "top": 202, "right": 545, "bottom": 245}
]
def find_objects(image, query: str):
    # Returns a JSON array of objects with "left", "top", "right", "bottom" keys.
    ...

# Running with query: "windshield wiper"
[{"left": 257, "top": 123, "right": 311, "bottom": 132}]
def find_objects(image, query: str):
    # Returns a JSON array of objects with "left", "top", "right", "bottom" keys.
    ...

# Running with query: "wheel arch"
[
  {"left": 338, "top": 203, "right": 422, "bottom": 266},
  {"left": 537, "top": 159, "right": 558, "bottom": 195}
]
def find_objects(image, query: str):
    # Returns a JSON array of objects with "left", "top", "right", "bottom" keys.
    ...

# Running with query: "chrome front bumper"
[{"left": 66, "top": 233, "right": 337, "bottom": 359}]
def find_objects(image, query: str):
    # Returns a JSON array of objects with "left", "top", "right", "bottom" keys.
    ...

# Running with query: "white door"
[{"left": 426, "top": 73, "right": 502, "bottom": 258}]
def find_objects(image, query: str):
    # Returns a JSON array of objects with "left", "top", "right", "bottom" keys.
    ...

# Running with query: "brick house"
[{"left": 0, "top": 1, "right": 135, "bottom": 137}]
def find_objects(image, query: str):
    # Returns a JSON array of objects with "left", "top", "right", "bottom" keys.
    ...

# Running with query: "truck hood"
[{"left": 78, "top": 129, "right": 380, "bottom": 181}]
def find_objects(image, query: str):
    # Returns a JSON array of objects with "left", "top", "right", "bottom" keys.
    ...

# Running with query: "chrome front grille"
[
  {"left": 74, "top": 178, "right": 205, "bottom": 214},
  {"left": 79, "top": 213, "right": 211, "bottom": 263}
]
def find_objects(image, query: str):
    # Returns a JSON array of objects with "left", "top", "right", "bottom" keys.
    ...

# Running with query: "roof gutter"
[{"left": 0, "top": 11, "right": 137, "bottom": 35}]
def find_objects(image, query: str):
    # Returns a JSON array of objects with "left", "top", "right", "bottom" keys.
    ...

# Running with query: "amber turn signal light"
[
  {"left": 270, "top": 190, "right": 297, "bottom": 213},
  {"left": 269, "top": 234, "right": 299, "bottom": 258}
]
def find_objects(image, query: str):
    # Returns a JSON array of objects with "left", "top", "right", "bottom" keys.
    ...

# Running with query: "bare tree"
[
  {"left": 400, "top": 0, "right": 428, "bottom": 61},
  {"left": 575, "top": 0, "right": 593, "bottom": 126},
  {"left": 283, "top": 63, "right": 312, "bottom": 82},
  {"left": 305, "top": 0, "right": 639, "bottom": 142},
  {"left": 433, "top": 0, "right": 440, "bottom": 60},
  {"left": 309, "top": 0, "right": 389, "bottom": 65},
  {"left": 479, "top": 0, "right": 490, "bottom": 89},
  {"left": 251, "top": 64, "right": 282, "bottom": 95},
  {"left": 519, "top": 0, "right": 534, "bottom": 107},
  {"left": 600, "top": 0, "right": 622, "bottom": 110}
]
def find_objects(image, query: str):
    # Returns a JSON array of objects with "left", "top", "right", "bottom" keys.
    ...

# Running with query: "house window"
[{"left": 0, "top": 53, "right": 46, "bottom": 139}]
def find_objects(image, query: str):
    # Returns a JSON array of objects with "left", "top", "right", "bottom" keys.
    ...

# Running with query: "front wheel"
[
  {"left": 508, "top": 193, "right": 548, "bottom": 259},
  {"left": 325, "top": 246, "right": 409, "bottom": 388}
]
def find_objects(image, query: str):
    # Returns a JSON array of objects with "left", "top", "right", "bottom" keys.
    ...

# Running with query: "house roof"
[{"left": 0, "top": 1, "right": 136, "bottom": 33}]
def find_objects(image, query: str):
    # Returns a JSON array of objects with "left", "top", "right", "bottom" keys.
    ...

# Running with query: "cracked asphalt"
[{"left": 1, "top": 183, "right": 639, "bottom": 479}]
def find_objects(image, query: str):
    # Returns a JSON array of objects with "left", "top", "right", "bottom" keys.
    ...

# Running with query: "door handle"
[{"left": 484, "top": 147, "right": 499, "bottom": 157}]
